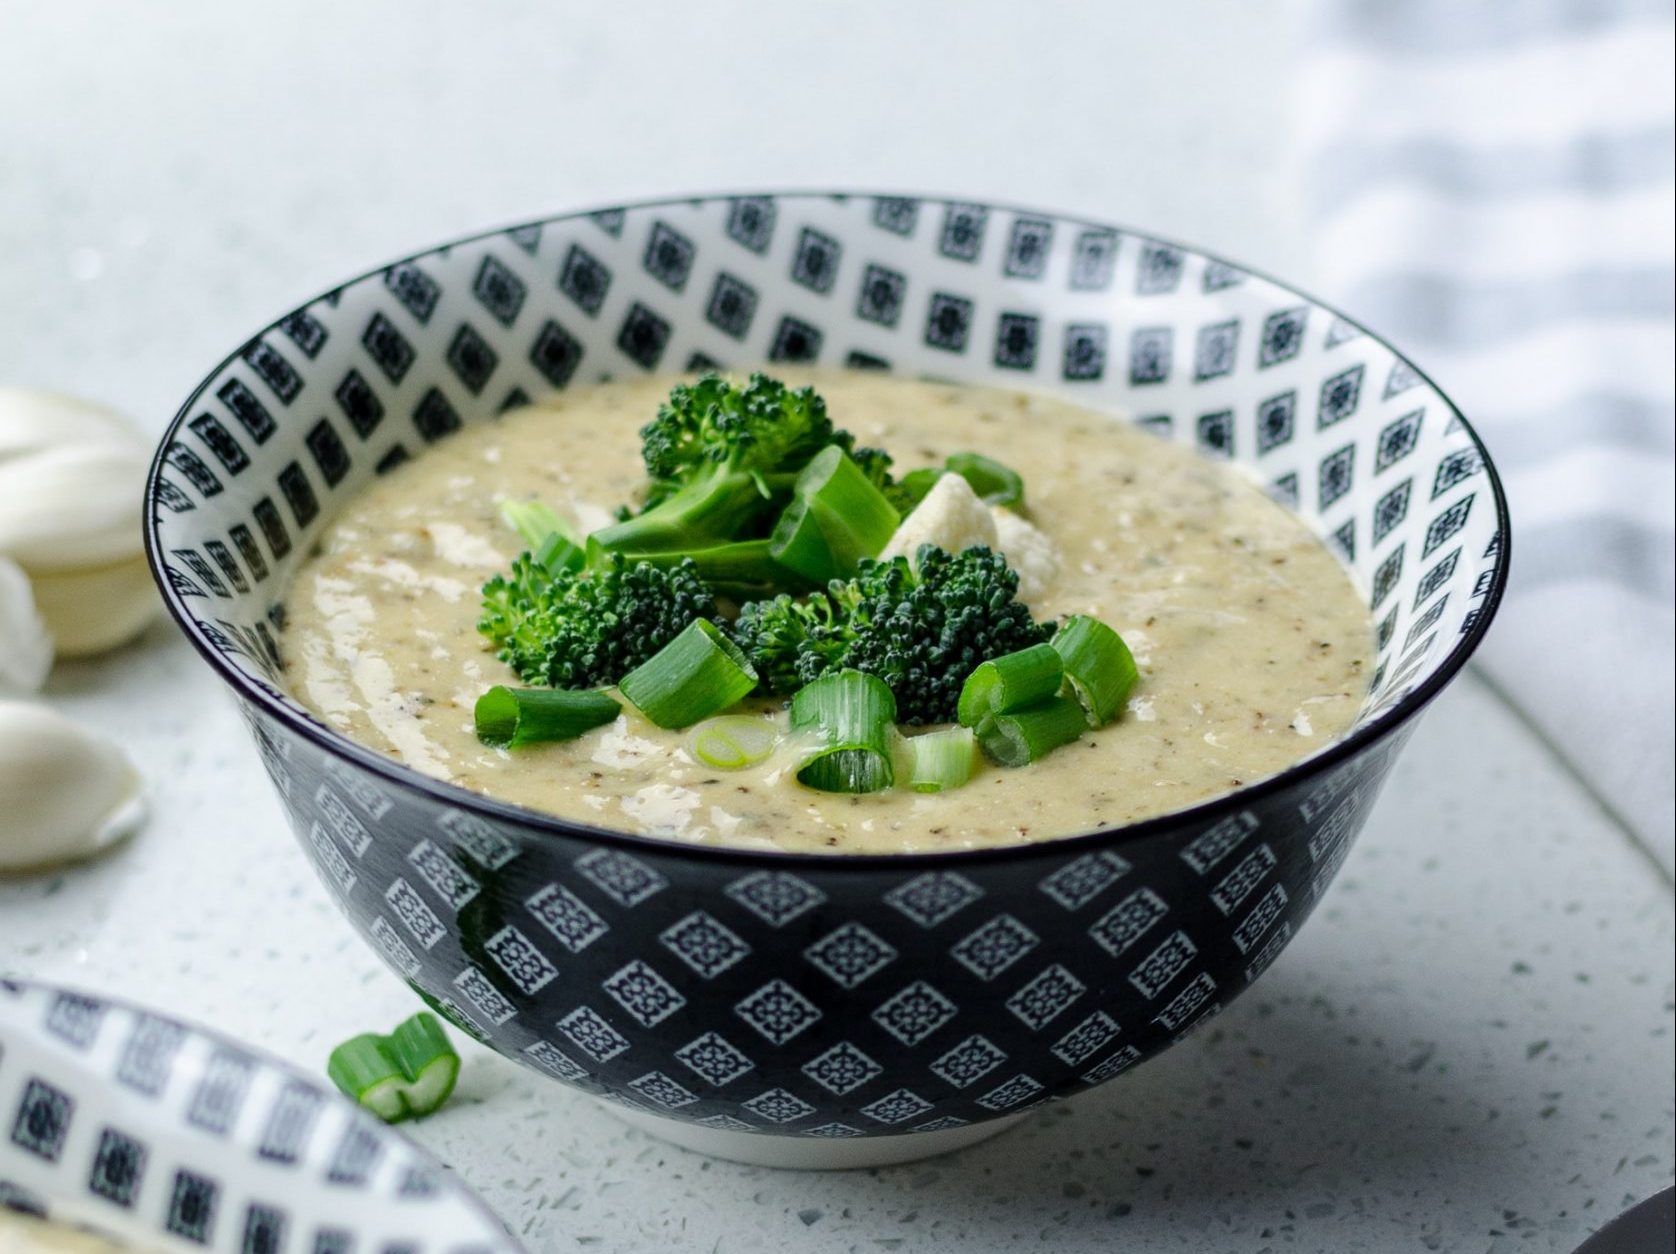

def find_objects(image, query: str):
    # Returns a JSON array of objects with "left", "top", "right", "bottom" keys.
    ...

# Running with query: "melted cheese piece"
[{"left": 878, "top": 473, "right": 998, "bottom": 567}]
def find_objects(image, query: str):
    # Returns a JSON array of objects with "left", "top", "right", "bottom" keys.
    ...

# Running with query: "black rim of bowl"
[{"left": 143, "top": 188, "right": 1514, "bottom": 870}]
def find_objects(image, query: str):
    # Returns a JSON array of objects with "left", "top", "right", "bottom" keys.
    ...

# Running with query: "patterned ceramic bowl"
[
  {"left": 143, "top": 193, "right": 1509, "bottom": 1168},
  {"left": 0, "top": 980, "right": 521, "bottom": 1254}
]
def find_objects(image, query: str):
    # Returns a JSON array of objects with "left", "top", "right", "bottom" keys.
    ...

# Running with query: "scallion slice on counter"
[
  {"left": 789, "top": 669, "right": 897, "bottom": 793},
  {"left": 619, "top": 618, "right": 758, "bottom": 729},
  {"left": 1051, "top": 615, "right": 1138, "bottom": 727},
  {"left": 769, "top": 446, "right": 901, "bottom": 583},
  {"left": 499, "top": 498, "right": 584, "bottom": 573},
  {"left": 326, "top": 1012, "right": 460, "bottom": 1124},
  {"left": 475, "top": 685, "right": 621, "bottom": 747},
  {"left": 944, "top": 451, "right": 1025, "bottom": 508},
  {"left": 977, "top": 694, "right": 1089, "bottom": 767},
  {"left": 902, "top": 725, "right": 978, "bottom": 793},
  {"left": 956, "top": 642, "right": 1064, "bottom": 727},
  {"left": 688, "top": 713, "right": 782, "bottom": 770}
]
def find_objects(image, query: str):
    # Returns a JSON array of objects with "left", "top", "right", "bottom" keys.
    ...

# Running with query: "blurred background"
[
  {"left": 0, "top": 1, "right": 1309, "bottom": 417},
  {"left": 3, "top": 3, "right": 1672, "bottom": 1250}
]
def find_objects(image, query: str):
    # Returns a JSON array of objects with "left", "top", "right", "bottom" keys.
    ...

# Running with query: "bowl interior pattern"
[
  {"left": 148, "top": 194, "right": 1501, "bottom": 730},
  {"left": 143, "top": 193, "right": 1508, "bottom": 1142},
  {"left": 0, "top": 981, "right": 519, "bottom": 1254}
]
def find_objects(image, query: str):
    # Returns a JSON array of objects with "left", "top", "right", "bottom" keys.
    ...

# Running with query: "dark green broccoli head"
[
  {"left": 593, "top": 374, "right": 848, "bottom": 555},
  {"left": 639, "top": 372, "right": 839, "bottom": 499},
  {"left": 730, "top": 544, "right": 1052, "bottom": 724},
  {"left": 479, "top": 552, "right": 718, "bottom": 688},
  {"left": 728, "top": 591, "right": 846, "bottom": 696}
]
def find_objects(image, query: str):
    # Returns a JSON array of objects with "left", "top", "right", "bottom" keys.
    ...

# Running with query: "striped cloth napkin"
[{"left": 1297, "top": 0, "right": 1676, "bottom": 872}]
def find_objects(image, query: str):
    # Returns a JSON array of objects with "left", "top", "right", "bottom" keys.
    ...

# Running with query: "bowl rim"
[{"left": 143, "top": 187, "right": 1513, "bottom": 870}]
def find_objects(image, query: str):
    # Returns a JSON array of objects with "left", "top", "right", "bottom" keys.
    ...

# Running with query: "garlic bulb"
[
  {"left": 0, "top": 700, "right": 146, "bottom": 871},
  {"left": 0, "top": 557, "right": 53, "bottom": 694},
  {"left": 0, "top": 389, "right": 159, "bottom": 657}
]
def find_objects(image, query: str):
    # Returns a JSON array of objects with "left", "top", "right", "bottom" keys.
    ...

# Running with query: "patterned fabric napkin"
[{"left": 1298, "top": 0, "right": 1676, "bottom": 871}]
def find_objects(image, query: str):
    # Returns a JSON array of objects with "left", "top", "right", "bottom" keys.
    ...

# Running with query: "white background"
[{"left": 2, "top": 4, "right": 1671, "bottom": 1251}]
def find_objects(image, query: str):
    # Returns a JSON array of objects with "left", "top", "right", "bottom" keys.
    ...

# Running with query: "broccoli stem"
[
  {"left": 593, "top": 538, "right": 806, "bottom": 601},
  {"left": 589, "top": 467, "right": 799, "bottom": 556}
]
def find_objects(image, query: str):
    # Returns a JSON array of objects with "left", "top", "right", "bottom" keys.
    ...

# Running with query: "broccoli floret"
[
  {"left": 730, "top": 545, "right": 1052, "bottom": 724},
  {"left": 841, "top": 443, "right": 922, "bottom": 514},
  {"left": 642, "top": 373, "right": 838, "bottom": 490},
  {"left": 479, "top": 552, "right": 718, "bottom": 688},
  {"left": 592, "top": 373, "right": 842, "bottom": 553}
]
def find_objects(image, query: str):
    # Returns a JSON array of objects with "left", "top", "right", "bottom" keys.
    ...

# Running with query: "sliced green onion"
[
  {"left": 499, "top": 498, "right": 567, "bottom": 548},
  {"left": 956, "top": 642, "right": 1064, "bottom": 727},
  {"left": 892, "top": 454, "right": 1026, "bottom": 514},
  {"left": 1052, "top": 615, "right": 1138, "bottom": 727},
  {"left": 326, "top": 1012, "right": 460, "bottom": 1123},
  {"left": 769, "top": 447, "right": 901, "bottom": 583},
  {"left": 977, "top": 694, "right": 1089, "bottom": 767},
  {"left": 533, "top": 530, "right": 585, "bottom": 575},
  {"left": 789, "top": 670, "right": 896, "bottom": 793},
  {"left": 902, "top": 726, "right": 978, "bottom": 792},
  {"left": 895, "top": 466, "right": 947, "bottom": 511},
  {"left": 689, "top": 713, "right": 782, "bottom": 770},
  {"left": 945, "top": 452, "right": 1025, "bottom": 508},
  {"left": 475, "top": 685, "right": 621, "bottom": 747},
  {"left": 619, "top": 618, "right": 758, "bottom": 729},
  {"left": 500, "top": 499, "right": 584, "bottom": 573}
]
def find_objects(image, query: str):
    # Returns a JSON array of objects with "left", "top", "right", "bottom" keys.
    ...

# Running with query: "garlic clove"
[
  {"left": 0, "top": 388, "right": 149, "bottom": 459},
  {"left": 0, "top": 700, "right": 146, "bottom": 872},
  {"left": 0, "top": 443, "right": 151, "bottom": 569},
  {"left": 26, "top": 555, "right": 159, "bottom": 658},
  {"left": 0, "top": 557, "right": 54, "bottom": 693}
]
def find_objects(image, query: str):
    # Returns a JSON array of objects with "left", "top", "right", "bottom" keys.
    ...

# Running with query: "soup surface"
[
  {"left": 280, "top": 372, "right": 1371, "bottom": 853},
  {"left": 0, "top": 1214, "right": 135, "bottom": 1254}
]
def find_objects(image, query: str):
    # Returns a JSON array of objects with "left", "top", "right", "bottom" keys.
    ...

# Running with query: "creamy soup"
[
  {"left": 281, "top": 372, "right": 1371, "bottom": 854},
  {"left": 0, "top": 1213, "right": 136, "bottom": 1254}
]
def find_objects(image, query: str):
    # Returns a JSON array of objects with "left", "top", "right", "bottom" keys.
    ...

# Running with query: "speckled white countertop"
[{"left": 2, "top": 5, "right": 1672, "bottom": 1251}]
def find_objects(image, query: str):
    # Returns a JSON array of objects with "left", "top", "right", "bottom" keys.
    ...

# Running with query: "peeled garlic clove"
[
  {"left": 0, "top": 557, "right": 53, "bottom": 693},
  {"left": 0, "top": 700, "right": 146, "bottom": 871},
  {"left": 0, "top": 389, "right": 160, "bottom": 656},
  {"left": 0, "top": 389, "right": 149, "bottom": 459},
  {"left": 25, "top": 555, "right": 159, "bottom": 659},
  {"left": 0, "top": 442, "right": 151, "bottom": 569}
]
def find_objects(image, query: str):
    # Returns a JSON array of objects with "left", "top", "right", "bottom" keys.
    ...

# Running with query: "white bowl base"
[{"left": 605, "top": 1104, "right": 1027, "bottom": 1169}]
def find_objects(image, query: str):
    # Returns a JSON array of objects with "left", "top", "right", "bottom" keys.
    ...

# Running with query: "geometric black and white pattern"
[
  {"left": 802, "top": 923, "right": 897, "bottom": 989},
  {"left": 672, "top": 1032, "right": 754, "bottom": 1088},
  {"left": 145, "top": 193, "right": 1509, "bottom": 1142},
  {"left": 870, "top": 981, "right": 958, "bottom": 1047},
  {"left": 0, "top": 981, "right": 521, "bottom": 1254}
]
